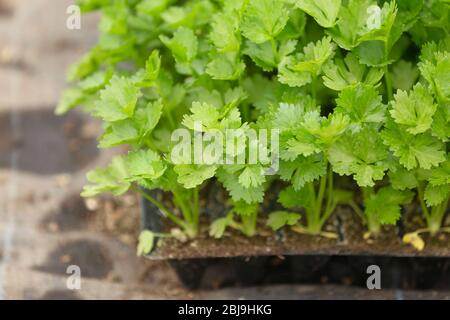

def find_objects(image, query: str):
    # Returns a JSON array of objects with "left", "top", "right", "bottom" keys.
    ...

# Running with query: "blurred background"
[
  {"left": 0, "top": 0, "right": 198, "bottom": 299},
  {"left": 0, "top": 0, "right": 448, "bottom": 300}
]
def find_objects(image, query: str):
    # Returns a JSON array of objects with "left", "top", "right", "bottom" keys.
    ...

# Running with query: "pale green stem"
[{"left": 135, "top": 187, "right": 186, "bottom": 230}]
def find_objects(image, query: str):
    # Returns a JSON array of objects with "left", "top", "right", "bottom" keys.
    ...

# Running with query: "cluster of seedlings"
[{"left": 58, "top": 0, "right": 449, "bottom": 253}]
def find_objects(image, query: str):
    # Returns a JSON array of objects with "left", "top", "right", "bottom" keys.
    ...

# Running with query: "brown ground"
[{"left": 147, "top": 204, "right": 449, "bottom": 260}]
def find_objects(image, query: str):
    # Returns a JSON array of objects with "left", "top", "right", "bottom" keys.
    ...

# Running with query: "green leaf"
[
  {"left": 243, "top": 41, "right": 277, "bottom": 71},
  {"left": 67, "top": 50, "right": 98, "bottom": 81},
  {"left": 302, "top": 110, "right": 347, "bottom": 142},
  {"left": 381, "top": 121, "right": 446, "bottom": 170},
  {"left": 99, "top": 100, "right": 163, "bottom": 148},
  {"left": 355, "top": 40, "right": 394, "bottom": 67},
  {"left": 241, "top": 0, "right": 289, "bottom": 43},
  {"left": 389, "top": 83, "right": 437, "bottom": 135},
  {"left": 279, "top": 155, "right": 327, "bottom": 190},
  {"left": 283, "top": 134, "right": 321, "bottom": 160},
  {"left": 136, "top": 0, "right": 171, "bottom": 16},
  {"left": 174, "top": 164, "right": 217, "bottom": 189},
  {"left": 358, "top": 2, "right": 398, "bottom": 47},
  {"left": 278, "top": 185, "right": 315, "bottom": 210},
  {"left": 272, "top": 99, "right": 318, "bottom": 133},
  {"left": 238, "top": 165, "right": 266, "bottom": 188},
  {"left": 182, "top": 100, "right": 243, "bottom": 132},
  {"left": 76, "top": 0, "right": 109, "bottom": 13},
  {"left": 160, "top": 27, "right": 198, "bottom": 62},
  {"left": 329, "top": 127, "right": 390, "bottom": 187},
  {"left": 277, "top": 9, "right": 307, "bottom": 41},
  {"left": 365, "top": 187, "right": 413, "bottom": 225},
  {"left": 132, "top": 51, "right": 161, "bottom": 86},
  {"left": 335, "top": 84, "right": 386, "bottom": 131},
  {"left": 389, "top": 167, "right": 418, "bottom": 190},
  {"left": 419, "top": 50, "right": 450, "bottom": 101},
  {"left": 267, "top": 211, "right": 301, "bottom": 231},
  {"left": 217, "top": 168, "right": 265, "bottom": 204},
  {"left": 282, "top": 111, "right": 349, "bottom": 159},
  {"left": 322, "top": 53, "right": 384, "bottom": 91},
  {"left": 278, "top": 36, "right": 335, "bottom": 87},
  {"left": 391, "top": 0, "right": 423, "bottom": 43},
  {"left": 424, "top": 184, "right": 449, "bottom": 207},
  {"left": 428, "top": 160, "right": 450, "bottom": 186},
  {"left": 210, "top": 11, "right": 241, "bottom": 52},
  {"left": 99, "top": 2, "right": 128, "bottom": 35},
  {"left": 242, "top": 75, "right": 281, "bottom": 112},
  {"left": 206, "top": 52, "right": 246, "bottom": 80},
  {"left": 182, "top": 101, "right": 221, "bottom": 131},
  {"left": 136, "top": 100, "right": 164, "bottom": 137},
  {"left": 160, "top": 27, "right": 198, "bottom": 74},
  {"left": 94, "top": 76, "right": 141, "bottom": 122},
  {"left": 137, "top": 230, "right": 155, "bottom": 256},
  {"left": 431, "top": 102, "right": 450, "bottom": 142},
  {"left": 160, "top": 0, "right": 215, "bottom": 28},
  {"left": 55, "top": 87, "right": 85, "bottom": 115},
  {"left": 78, "top": 69, "right": 113, "bottom": 93},
  {"left": 81, "top": 156, "right": 131, "bottom": 197},
  {"left": 413, "top": 2, "right": 450, "bottom": 45},
  {"left": 99, "top": 121, "right": 139, "bottom": 148},
  {"left": 125, "top": 149, "right": 166, "bottom": 181},
  {"left": 295, "top": 0, "right": 341, "bottom": 28},
  {"left": 326, "top": 0, "right": 372, "bottom": 50},
  {"left": 390, "top": 60, "right": 419, "bottom": 91},
  {"left": 232, "top": 200, "right": 259, "bottom": 217},
  {"left": 245, "top": 39, "right": 298, "bottom": 71}
]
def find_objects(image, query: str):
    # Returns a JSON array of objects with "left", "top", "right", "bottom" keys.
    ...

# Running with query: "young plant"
[
  {"left": 85, "top": 47, "right": 217, "bottom": 238},
  {"left": 390, "top": 164, "right": 449, "bottom": 237},
  {"left": 265, "top": 98, "right": 352, "bottom": 237},
  {"left": 269, "top": 183, "right": 351, "bottom": 238},
  {"left": 57, "top": 0, "right": 221, "bottom": 244},
  {"left": 349, "top": 186, "right": 413, "bottom": 236},
  {"left": 209, "top": 201, "right": 260, "bottom": 238},
  {"left": 382, "top": 41, "right": 450, "bottom": 247},
  {"left": 57, "top": 0, "right": 449, "bottom": 253}
]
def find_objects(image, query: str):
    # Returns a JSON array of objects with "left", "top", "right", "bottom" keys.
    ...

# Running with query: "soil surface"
[
  {"left": 150, "top": 224, "right": 449, "bottom": 259},
  {"left": 144, "top": 190, "right": 449, "bottom": 259}
]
